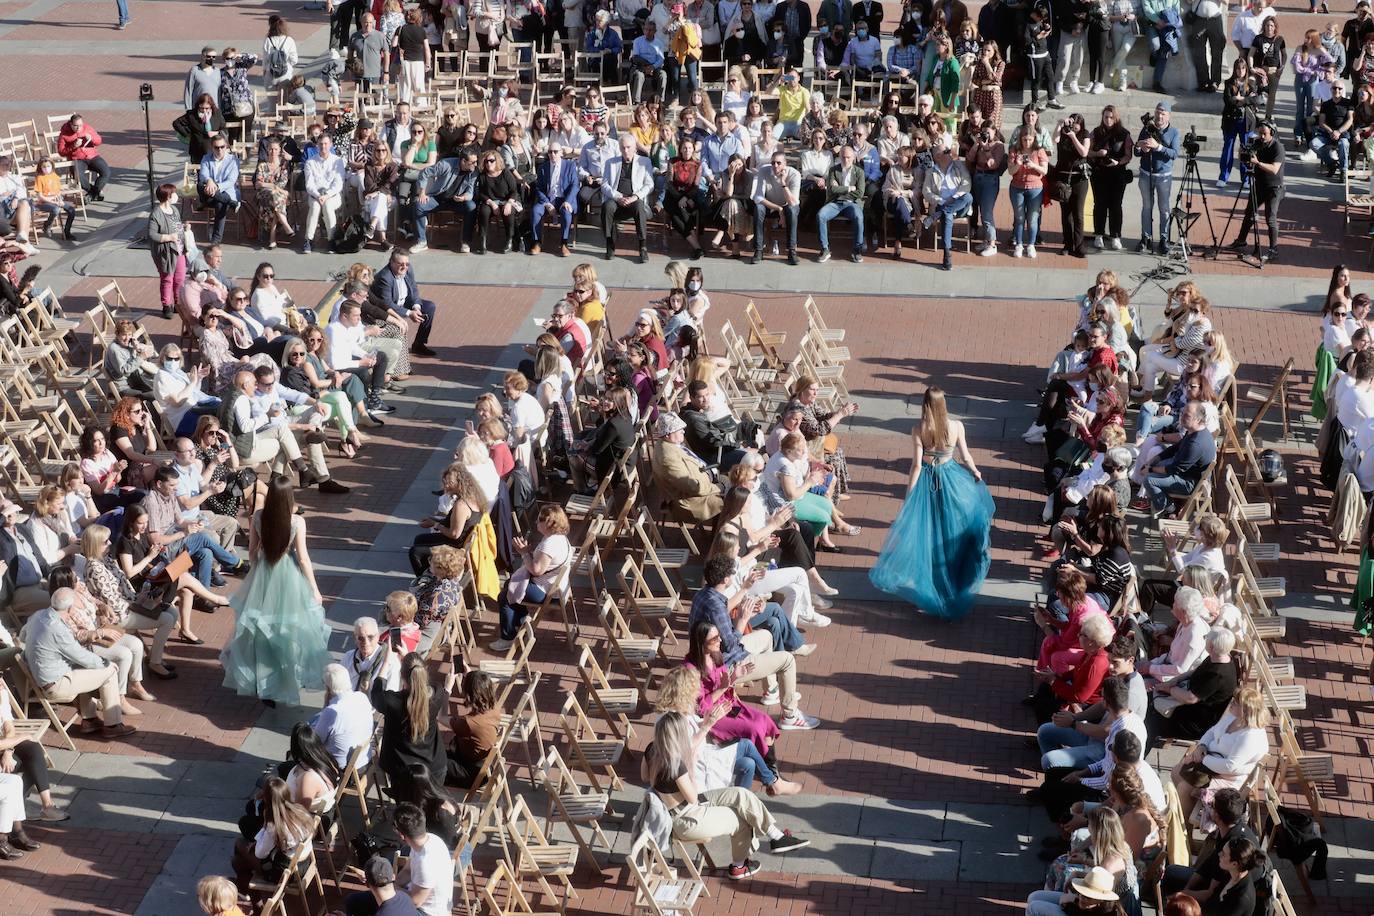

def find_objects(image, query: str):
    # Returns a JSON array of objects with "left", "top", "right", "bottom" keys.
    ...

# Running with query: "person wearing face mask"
[
  {"left": 172, "top": 94, "right": 227, "bottom": 164},
  {"left": 816, "top": 23, "right": 851, "bottom": 78},
  {"left": 842, "top": 20, "right": 885, "bottom": 82},
  {"left": 153, "top": 344, "right": 221, "bottom": 438},
  {"left": 185, "top": 46, "right": 223, "bottom": 111}
]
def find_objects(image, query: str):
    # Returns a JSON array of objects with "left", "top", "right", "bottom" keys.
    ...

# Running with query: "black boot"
[
  {"left": 0, "top": 839, "right": 22, "bottom": 860},
  {"left": 941, "top": 250, "right": 953, "bottom": 271},
  {"left": 604, "top": 240, "right": 615, "bottom": 260},
  {"left": 638, "top": 243, "right": 648, "bottom": 264}
]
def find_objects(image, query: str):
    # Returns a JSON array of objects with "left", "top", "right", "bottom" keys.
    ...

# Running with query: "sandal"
[
  {"left": 839, "top": 525, "right": 862, "bottom": 536},
  {"left": 339, "top": 442, "right": 357, "bottom": 459}
]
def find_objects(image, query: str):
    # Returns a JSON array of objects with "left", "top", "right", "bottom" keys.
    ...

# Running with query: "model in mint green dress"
[{"left": 221, "top": 511, "right": 329, "bottom": 704}]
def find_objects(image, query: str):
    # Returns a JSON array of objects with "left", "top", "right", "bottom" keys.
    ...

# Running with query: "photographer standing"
[
  {"left": 1311, "top": 79, "right": 1354, "bottom": 180},
  {"left": 1227, "top": 120, "right": 1283, "bottom": 262},
  {"left": 1217, "top": 57, "right": 1262, "bottom": 187},
  {"left": 1052, "top": 114, "right": 1091, "bottom": 257},
  {"left": 1134, "top": 100, "right": 1180, "bottom": 255}
]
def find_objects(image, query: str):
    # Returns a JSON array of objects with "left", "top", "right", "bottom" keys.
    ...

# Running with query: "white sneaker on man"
[
  {"left": 1300, "top": 149, "right": 1319, "bottom": 163},
  {"left": 1013, "top": 244, "right": 1024, "bottom": 258},
  {"left": 409, "top": 242, "right": 429, "bottom": 252},
  {"left": 1109, "top": 237, "right": 1123, "bottom": 250},
  {"left": 800, "top": 608, "right": 832, "bottom": 628},
  {"left": 980, "top": 243, "right": 997, "bottom": 257},
  {"left": 779, "top": 711, "right": 820, "bottom": 731}
]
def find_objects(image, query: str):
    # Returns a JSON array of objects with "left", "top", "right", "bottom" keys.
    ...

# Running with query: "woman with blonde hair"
[
  {"left": 79, "top": 523, "right": 179, "bottom": 680},
  {"left": 780, "top": 374, "right": 859, "bottom": 496},
  {"left": 491, "top": 504, "right": 571, "bottom": 650},
  {"left": 871, "top": 386, "right": 995, "bottom": 620},
  {"left": 655, "top": 666, "right": 801, "bottom": 795},
  {"left": 230, "top": 776, "right": 314, "bottom": 893},
  {"left": 374, "top": 651, "right": 449, "bottom": 795},
  {"left": 1171, "top": 686, "right": 1270, "bottom": 827},
  {"left": 50, "top": 565, "right": 156, "bottom": 714}
]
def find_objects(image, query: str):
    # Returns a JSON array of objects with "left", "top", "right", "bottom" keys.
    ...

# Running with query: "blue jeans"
[
  {"left": 1312, "top": 133, "right": 1350, "bottom": 172},
  {"left": 411, "top": 195, "right": 476, "bottom": 245},
  {"left": 772, "top": 121, "right": 802, "bottom": 140},
  {"left": 1138, "top": 171, "right": 1172, "bottom": 242},
  {"left": 1217, "top": 123, "right": 1252, "bottom": 184},
  {"left": 732, "top": 739, "right": 778, "bottom": 788},
  {"left": 748, "top": 601, "right": 804, "bottom": 652},
  {"left": 1010, "top": 185, "right": 1041, "bottom": 246},
  {"left": 1036, "top": 722, "right": 1106, "bottom": 770},
  {"left": 1148, "top": 26, "right": 1170, "bottom": 89},
  {"left": 499, "top": 581, "right": 545, "bottom": 640},
  {"left": 817, "top": 200, "right": 864, "bottom": 253},
  {"left": 115, "top": 0, "right": 128, "bottom": 23},
  {"left": 198, "top": 187, "right": 237, "bottom": 244},
  {"left": 1144, "top": 472, "right": 1193, "bottom": 512},
  {"left": 972, "top": 172, "right": 999, "bottom": 238},
  {"left": 666, "top": 58, "right": 699, "bottom": 104},
  {"left": 930, "top": 192, "right": 971, "bottom": 252},
  {"left": 753, "top": 203, "right": 798, "bottom": 252},
  {"left": 1294, "top": 80, "right": 1315, "bottom": 143},
  {"left": 1135, "top": 401, "right": 1176, "bottom": 440},
  {"left": 175, "top": 530, "right": 240, "bottom": 586}
]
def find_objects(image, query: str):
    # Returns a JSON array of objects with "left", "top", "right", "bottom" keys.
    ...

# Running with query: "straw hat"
[{"left": 1071, "top": 867, "right": 1120, "bottom": 902}]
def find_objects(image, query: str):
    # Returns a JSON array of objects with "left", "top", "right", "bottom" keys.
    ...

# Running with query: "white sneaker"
[
  {"left": 1068, "top": 81, "right": 1080, "bottom": 95},
  {"left": 1115, "top": 78, "right": 1127, "bottom": 92},
  {"left": 1110, "top": 237, "right": 1123, "bottom": 250},
  {"left": 1214, "top": 179, "right": 1228, "bottom": 189},
  {"left": 813, "top": 594, "right": 833, "bottom": 610},
  {"left": 488, "top": 637, "right": 513, "bottom": 652},
  {"left": 18, "top": 243, "right": 39, "bottom": 256},
  {"left": 761, "top": 688, "right": 781, "bottom": 706},
  {"left": 1300, "top": 149, "right": 1319, "bottom": 163},
  {"left": 1091, "top": 81, "right": 1105, "bottom": 94},
  {"left": 1054, "top": 82, "right": 1065, "bottom": 97},
  {"left": 1093, "top": 236, "right": 1104, "bottom": 249},
  {"left": 1024, "top": 428, "right": 1045, "bottom": 444},
  {"left": 1027, "top": 244, "right": 1037, "bottom": 259},
  {"left": 1013, "top": 244, "right": 1024, "bottom": 258},
  {"left": 779, "top": 711, "right": 820, "bottom": 731},
  {"left": 1023, "top": 421, "right": 1046, "bottom": 440},
  {"left": 979, "top": 243, "right": 997, "bottom": 257},
  {"left": 409, "top": 242, "right": 429, "bottom": 252},
  {"left": 802, "top": 609, "right": 833, "bottom": 628}
]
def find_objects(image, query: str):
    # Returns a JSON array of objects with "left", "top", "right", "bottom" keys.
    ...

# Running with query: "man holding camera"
[
  {"left": 1134, "top": 101, "right": 1180, "bottom": 255},
  {"left": 1228, "top": 120, "right": 1283, "bottom": 262},
  {"left": 1311, "top": 79, "right": 1354, "bottom": 180}
]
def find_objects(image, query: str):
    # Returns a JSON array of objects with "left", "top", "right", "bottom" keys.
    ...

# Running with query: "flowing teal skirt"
[
  {"left": 220, "top": 556, "right": 330, "bottom": 704},
  {"left": 869, "top": 460, "right": 996, "bottom": 621}
]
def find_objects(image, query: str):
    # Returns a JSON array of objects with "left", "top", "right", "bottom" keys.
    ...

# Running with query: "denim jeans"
[
  {"left": 931, "top": 192, "right": 971, "bottom": 251},
  {"left": 1144, "top": 472, "right": 1193, "bottom": 512},
  {"left": 115, "top": 0, "right": 128, "bottom": 23},
  {"left": 1217, "top": 123, "right": 1252, "bottom": 184},
  {"left": 817, "top": 200, "right": 864, "bottom": 253},
  {"left": 754, "top": 203, "right": 798, "bottom": 252},
  {"left": 772, "top": 121, "right": 803, "bottom": 140},
  {"left": 666, "top": 58, "right": 699, "bottom": 104},
  {"left": 732, "top": 739, "right": 778, "bottom": 788},
  {"left": 748, "top": 601, "right": 804, "bottom": 652},
  {"left": 499, "top": 581, "right": 546, "bottom": 640},
  {"left": 1109, "top": 23, "right": 1137, "bottom": 81},
  {"left": 1312, "top": 133, "right": 1351, "bottom": 172},
  {"left": 530, "top": 199, "right": 575, "bottom": 243},
  {"left": 1294, "top": 80, "right": 1315, "bottom": 142},
  {"left": 1036, "top": 722, "right": 1107, "bottom": 770},
  {"left": 1138, "top": 171, "right": 1172, "bottom": 242},
  {"left": 1010, "top": 185, "right": 1041, "bottom": 246},
  {"left": 887, "top": 196, "right": 913, "bottom": 234},
  {"left": 411, "top": 195, "right": 476, "bottom": 245},
  {"left": 175, "top": 530, "right": 241, "bottom": 586},
  {"left": 1135, "top": 401, "right": 1177, "bottom": 440},
  {"left": 1148, "top": 25, "right": 1170, "bottom": 89},
  {"left": 972, "top": 172, "right": 999, "bottom": 238}
]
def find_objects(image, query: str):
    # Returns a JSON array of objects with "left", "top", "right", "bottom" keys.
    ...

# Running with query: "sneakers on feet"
[
  {"left": 817, "top": 248, "right": 831, "bottom": 263},
  {"left": 801, "top": 609, "right": 832, "bottom": 627},
  {"left": 770, "top": 831, "right": 811, "bottom": 854},
  {"left": 1135, "top": 237, "right": 1151, "bottom": 253},
  {"left": 728, "top": 859, "right": 762, "bottom": 880},
  {"left": 779, "top": 711, "right": 820, "bottom": 730},
  {"left": 1012, "top": 244, "right": 1023, "bottom": 258},
  {"left": 760, "top": 688, "right": 781, "bottom": 706},
  {"left": 1109, "top": 237, "right": 1123, "bottom": 250},
  {"left": 1026, "top": 244, "right": 1037, "bottom": 259},
  {"left": 1093, "top": 236, "right": 1104, "bottom": 249},
  {"left": 488, "top": 638, "right": 513, "bottom": 652}
]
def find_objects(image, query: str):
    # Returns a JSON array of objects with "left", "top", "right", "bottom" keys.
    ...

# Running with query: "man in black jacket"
[
  {"left": 1161, "top": 789, "right": 1267, "bottom": 901},
  {"left": 681, "top": 380, "right": 752, "bottom": 470}
]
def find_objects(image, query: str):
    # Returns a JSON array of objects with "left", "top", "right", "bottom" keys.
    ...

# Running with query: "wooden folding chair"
[
  {"left": 1244, "top": 357, "right": 1293, "bottom": 440},
  {"left": 1239, "top": 429, "right": 1284, "bottom": 516},
  {"left": 480, "top": 618, "right": 537, "bottom": 708},
  {"left": 501, "top": 794, "right": 580, "bottom": 913},
  {"left": 248, "top": 825, "right": 327, "bottom": 916},
  {"left": 574, "top": 643, "right": 638, "bottom": 741},
  {"left": 496, "top": 670, "right": 546, "bottom": 786},
  {"left": 11, "top": 656, "right": 77, "bottom": 750},
  {"left": 627, "top": 833, "right": 708, "bottom": 915},
  {"left": 335, "top": 731, "right": 382, "bottom": 827},
  {"left": 616, "top": 552, "right": 679, "bottom": 645},
  {"left": 743, "top": 301, "right": 787, "bottom": 371},
  {"left": 537, "top": 747, "right": 613, "bottom": 871},
  {"left": 481, "top": 860, "right": 542, "bottom": 916},
  {"left": 598, "top": 593, "right": 661, "bottom": 694},
  {"left": 558, "top": 691, "right": 625, "bottom": 794}
]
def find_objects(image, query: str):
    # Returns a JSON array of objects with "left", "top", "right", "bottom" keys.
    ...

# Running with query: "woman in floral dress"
[
  {"left": 254, "top": 137, "right": 293, "bottom": 249},
  {"left": 970, "top": 40, "right": 1006, "bottom": 130}
]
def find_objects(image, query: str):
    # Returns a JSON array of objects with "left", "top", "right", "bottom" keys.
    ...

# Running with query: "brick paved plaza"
[{"left": 1, "top": 2, "right": 1373, "bottom": 915}]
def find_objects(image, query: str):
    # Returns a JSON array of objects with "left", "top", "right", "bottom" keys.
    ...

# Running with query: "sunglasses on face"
[{"left": 213, "top": 145, "right": 227, "bottom": 151}]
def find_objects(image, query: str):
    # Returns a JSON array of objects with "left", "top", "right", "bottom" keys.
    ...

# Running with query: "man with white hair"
[
  {"left": 342, "top": 616, "right": 400, "bottom": 693},
  {"left": 311, "top": 662, "right": 376, "bottom": 768},
  {"left": 24, "top": 589, "right": 135, "bottom": 739},
  {"left": 1139, "top": 586, "right": 1209, "bottom": 686},
  {"left": 601, "top": 133, "right": 654, "bottom": 263}
]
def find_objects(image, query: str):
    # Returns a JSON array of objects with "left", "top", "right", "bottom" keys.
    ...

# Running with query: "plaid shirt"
[{"left": 887, "top": 43, "right": 922, "bottom": 73}]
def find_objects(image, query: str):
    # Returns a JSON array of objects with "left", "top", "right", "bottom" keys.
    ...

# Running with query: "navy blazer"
[
  {"left": 370, "top": 263, "right": 422, "bottom": 318},
  {"left": 536, "top": 158, "right": 580, "bottom": 210}
]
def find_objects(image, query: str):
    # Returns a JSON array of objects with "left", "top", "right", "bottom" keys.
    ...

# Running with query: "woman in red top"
[
  {"left": 57, "top": 114, "right": 109, "bottom": 202},
  {"left": 1033, "top": 612, "right": 1115, "bottom": 723},
  {"left": 1008, "top": 129, "right": 1049, "bottom": 259},
  {"left": 477, "top": 417, "right": 515, "bottom": 478},
  {"left": 664, "top": 136, "right": 706, "bottom": 256}
]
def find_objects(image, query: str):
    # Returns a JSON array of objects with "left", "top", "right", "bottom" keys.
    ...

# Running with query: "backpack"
[
  {"left": 266, "top": 38, "right": 290, "bottom": 79},
  {"left": 330, "top": 215, "right": 369, "bottom": 254}
]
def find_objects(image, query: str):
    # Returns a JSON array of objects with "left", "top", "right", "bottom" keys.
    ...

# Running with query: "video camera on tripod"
[{"left": 1183, "top": 126, "right": 1207, "bottom": 158}]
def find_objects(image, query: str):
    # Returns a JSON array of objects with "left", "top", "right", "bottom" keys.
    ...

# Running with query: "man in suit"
[
  {"left": 529, "top": 144, "right": 579, "bottom": 257},
  {"left": 0, "top": 499, "right": 50, "bottom": 617},
  {"left": 370, "top": 247, "right": 438, "bottom": 358},
  {"left": 601, "top": 134, "right": 655, "bottom": 264},
  {"left": 649, "top": 412, "right": 724, "bottom": 522},
  {"left": 406, "top": 150, "right": 479, "bottom": 254}
]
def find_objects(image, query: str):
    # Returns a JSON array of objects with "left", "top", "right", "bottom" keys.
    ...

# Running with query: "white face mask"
[{"left": 686, "top": 281, "right": 702, "bottom": 293}]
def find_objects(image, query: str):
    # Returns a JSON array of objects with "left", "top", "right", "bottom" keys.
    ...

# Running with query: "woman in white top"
[
  {"left": 503, "top": 370, "right": 547, "bottom": 453},
  {"left": 491, "top": 505, "right": 571, "bottom": 649},
  {"left": 152, "top": 343, "right": 219, "bottom": 438},
  {"left": 709, "top": 526, "right": 828, "bottom": 629},
  {"left": 0, "top": 677, "right": 67, "bottom": 827},
  {"left": 59, "top": 462, "right": 120, "bottom": 536},
  {"left": 1171, "top": 686, "right": 1270, "bottom": 828},
  {"left": 551, "top": 112, "right": 590, "bottom": 157},
  {"left": 230, "top": 776, "right": 314, "bottom": 894},
  {"left": 722, "top": 67, "right": 752, "bottom": 120},
  {"left": 24, "top": 486, "right": 80, "bottom": 568},
  {"left": 454, "top": 435, "right": 499, "bottom": 511},
  {"left": 1140, "top": 586, "right": 1210, "bottom": 687},
  {"left": 1138, "top": 514, "right": 1228, "bottom": 612},
  {"left": 720, "top": 457, "right": 839, "bottom": 597},
  {"left": 262, "top": 15, "right": 299, "bottom": 94},
  {"left": 248, "top": 262, "right": 290, "bottom": 329},
  {"left": 760, "top": 432, "right": 858, "bottom": 551}
]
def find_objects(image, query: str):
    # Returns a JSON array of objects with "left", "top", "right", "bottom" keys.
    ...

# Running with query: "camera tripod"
[
  {"left": 1165, "top": 153, "right": 1217, "bottom": 266},
  {"left": 1213, "top": 166, "right": 1266, "bottom": 270}
]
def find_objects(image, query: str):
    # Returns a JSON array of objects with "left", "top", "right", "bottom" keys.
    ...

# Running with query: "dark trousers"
[
  {"left": 1090, "top": 169, "right": 1127, "bottom": 239},
  {"left": 340, "top": 349, "right": 389, "bottom": 396},
  {"left": 408, "top": 298, "right": 437, "bottom": 348},
  {"left": 754, "top": 203, "right": 798, "bottom": 253},
  {"left": 330, "top": 0, "right": 363, "bottom": 48},
  {"left": 409, "top": 531, "right": 463, "bottom": 577},
  {"left": 1140, "top": 576, "right": 1179, "bottom": 614},
  {"left": 1061, "top": 177, "right": 1088, "bottom": 253},
  {"left": 1086, "top": 22, "right": 1110, "bottom": 84},
  {"left": 36, "top": 201, "right": 75, "bottom": 236},
  {"left": 530, "top": 199, "right": 575, "bottom": 243},
  {"left": 603, "top": 198, "right": 649, "bottom": 242},
  {"left": 1040, "top": 765, "right": 1107, "bottom": 821},
  {"left": 499, "top": 581, "right": 546, "bottom": 640},
  {"left": 1188, "top": 16, "right": 1226, "bottom": 87},
  {"left": 1235, "top": 185, "right": 1281, "bottom": 251},
  {"left": 74, "top": 156, "right": 110, "bottom": 198},
  {"left": 665, "top": 185, "right": 704, "bottom": 238},
  {"left": 1027, "top": 55, "right": 1053, "bottom": 104},
  {"left": 198, "top": 186, "right": 237, "bottom": 243},
  {"left": 11, "top": 740, "right": 51, "bottom": 795}
]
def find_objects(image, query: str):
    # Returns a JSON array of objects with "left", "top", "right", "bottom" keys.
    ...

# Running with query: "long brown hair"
[
  {"left": 401, "top": 652, "right": 434, "bottom": 744},
  {"left": 261, "top": 776, "right": 314, "bottom": 847},
  {"left": 923, "top": 387, "right": 951, "bottom": 449},
  {"left": 259, "top": 474, "right": 296, "bottom": 563}
]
